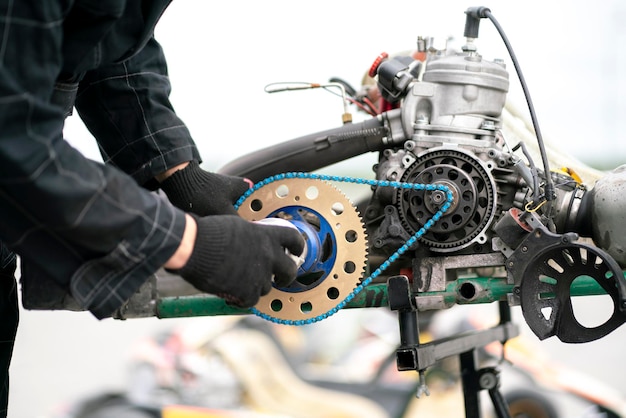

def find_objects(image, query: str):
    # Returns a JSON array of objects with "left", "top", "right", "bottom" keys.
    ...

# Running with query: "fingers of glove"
[
  {"left": 160, "top": 161, "right": 251, "bottom": 216},
  {"left": 176, "top": 215, "right": 290, "bottom": 308},
  {"left": 248, "top": 222, "right": 304, "bottom": 289},
  {"left": 260, "top": 276, "right": 273, "bottom": 296},
  {"left": 189, "top": 172, "right": 244, "bottom": 216},
  {"left": 219, "top": 173, "right": 252, "bottom": 200},
  {"left": 263, "top": 223, "right": 306, "bottom": 257},
  {"left": 272, "top": 252, "right": 300, "bottom": 288},
  {"left": 206, "top": 173, "right": 250, "bottom": 215}
]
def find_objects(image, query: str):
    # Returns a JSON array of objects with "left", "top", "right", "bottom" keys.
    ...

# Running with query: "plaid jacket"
[{"left": 0, "top": 0, "right": 201, "bottom": 318}]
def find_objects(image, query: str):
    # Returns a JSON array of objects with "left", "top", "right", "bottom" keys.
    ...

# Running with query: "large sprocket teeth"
[{"left": 237, "top": 177, "right": 368, "bottom": 322}]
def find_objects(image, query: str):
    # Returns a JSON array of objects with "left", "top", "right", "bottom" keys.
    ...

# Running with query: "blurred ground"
[{"left": 8, "top": 295, "right": 626, "bottom": 417}]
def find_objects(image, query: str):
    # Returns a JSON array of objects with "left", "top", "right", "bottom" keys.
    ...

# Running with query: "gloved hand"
[
  {"left": 160, "top": 160, "right": 251, "bottom": 216},
  {"left": 169, "top": 214, "right": 305, "bottom": 308}
]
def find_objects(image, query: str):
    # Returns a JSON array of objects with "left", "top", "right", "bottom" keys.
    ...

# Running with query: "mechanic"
[{"left": 0, "top": 1, "right": 305, "bottom": 416}]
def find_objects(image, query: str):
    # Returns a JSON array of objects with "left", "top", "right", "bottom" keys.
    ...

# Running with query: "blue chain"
[{"left": 234, "top": 172, "right": 453, "bottom": 326}]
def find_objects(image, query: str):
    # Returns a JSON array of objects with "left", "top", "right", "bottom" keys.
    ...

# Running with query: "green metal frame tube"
[{"left": 156, "top": 276, "right": 609, "bottom": 319}]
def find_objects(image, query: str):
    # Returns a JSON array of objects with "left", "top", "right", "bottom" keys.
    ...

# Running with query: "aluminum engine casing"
[{"left": 364, "top": 50, "right": 524, "bottom": 257}]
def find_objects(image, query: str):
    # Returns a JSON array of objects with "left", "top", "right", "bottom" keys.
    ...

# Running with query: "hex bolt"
[
  {"left": 430, "top": 190, "right": 446, "bottom": 205},
  {"left": 479, "top": 371, "right": 497, "bottom": 390}
]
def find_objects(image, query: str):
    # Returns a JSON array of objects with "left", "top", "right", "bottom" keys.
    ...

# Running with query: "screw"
[{"left": 416, "top": 371, "right": 430, "bottom": 398}]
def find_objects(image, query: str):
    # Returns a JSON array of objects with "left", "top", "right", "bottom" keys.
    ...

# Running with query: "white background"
[{"left": 10, "top": 1, "right": 626, "bottom": 417}]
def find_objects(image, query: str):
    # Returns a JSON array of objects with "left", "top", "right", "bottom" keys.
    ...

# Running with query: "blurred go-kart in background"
[{"left": 52, "top": 306, "right": 626, "bottom": 418}]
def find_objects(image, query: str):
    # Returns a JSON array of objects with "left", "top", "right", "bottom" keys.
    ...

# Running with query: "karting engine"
[
  {"left": 364, "top": 45, "right": 514, "bottom": 257},
  {"left": 218, "top": 7, "right": 626, "bottom": 344}
]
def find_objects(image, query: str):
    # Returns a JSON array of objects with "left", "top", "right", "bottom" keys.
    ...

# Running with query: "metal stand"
[{"left": 388, "top": 275, "right": 519, "bottom": 418}]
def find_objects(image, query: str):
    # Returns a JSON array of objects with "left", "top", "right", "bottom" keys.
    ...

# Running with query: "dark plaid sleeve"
[
  {"left": 75, "top": 37, "right": 202, "bottom": 190},
  {"left": 0, "top": 0, "right": 187, "bottom": 318}
]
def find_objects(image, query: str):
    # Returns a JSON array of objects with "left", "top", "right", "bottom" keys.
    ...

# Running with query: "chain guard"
[{"left": 509, "top": 226, "right": 626, "bottom": 343}]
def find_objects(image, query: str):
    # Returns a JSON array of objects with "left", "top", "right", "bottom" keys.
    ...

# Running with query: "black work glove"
[
  {"left": 160, "top": 160, "right": 251, "bottom": 216},
  {"left": 169, "top": 215, "right": 305, "bottom": 308}
]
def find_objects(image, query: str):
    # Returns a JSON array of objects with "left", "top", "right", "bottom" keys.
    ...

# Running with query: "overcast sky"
[{"left": 63, "top": 0, "right": 626, "bottom": 171}]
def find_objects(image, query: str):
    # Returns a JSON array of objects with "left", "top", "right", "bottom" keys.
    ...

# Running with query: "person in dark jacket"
[{"left": 0, "top": 1, "right": 304, "bottom": 416}]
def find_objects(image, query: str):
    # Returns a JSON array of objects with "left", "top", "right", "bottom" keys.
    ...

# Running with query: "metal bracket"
[{"left": 388, "top": 275, "right": 518, "bottom": 417}]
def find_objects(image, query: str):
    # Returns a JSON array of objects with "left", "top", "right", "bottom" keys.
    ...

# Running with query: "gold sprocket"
[{"left": 237, "top": 177, "right": 368, "bottom": 321}]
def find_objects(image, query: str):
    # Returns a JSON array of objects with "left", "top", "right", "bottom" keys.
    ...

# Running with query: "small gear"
[{"left": 237, "top": 178, "right": 368, "bottom": 321}]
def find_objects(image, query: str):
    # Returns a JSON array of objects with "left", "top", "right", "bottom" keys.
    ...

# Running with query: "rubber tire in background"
[{"left": 504, "top": 389, "right": 559, "bottom": 418}]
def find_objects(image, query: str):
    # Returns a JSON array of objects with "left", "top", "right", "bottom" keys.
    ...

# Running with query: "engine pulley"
[{"left": 237, "top": 177, "right": 368, "bottom": 321}]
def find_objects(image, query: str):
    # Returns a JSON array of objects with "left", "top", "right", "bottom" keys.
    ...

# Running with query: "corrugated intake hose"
[{"left": 218, "top": 116, "right": 389, "bottom": 181}]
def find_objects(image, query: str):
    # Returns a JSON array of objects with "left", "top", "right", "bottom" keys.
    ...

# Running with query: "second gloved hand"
[
  {"left": 160, "top": 160, "right": 251, "bottom": 216},
  {"left": 170, "top": 214, "right": 305, "bottom": 308}
]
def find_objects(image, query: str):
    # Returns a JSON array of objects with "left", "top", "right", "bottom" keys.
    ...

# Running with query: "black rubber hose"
[{"left": 218, "top": 116, "right": 390, "bottom": 181}]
